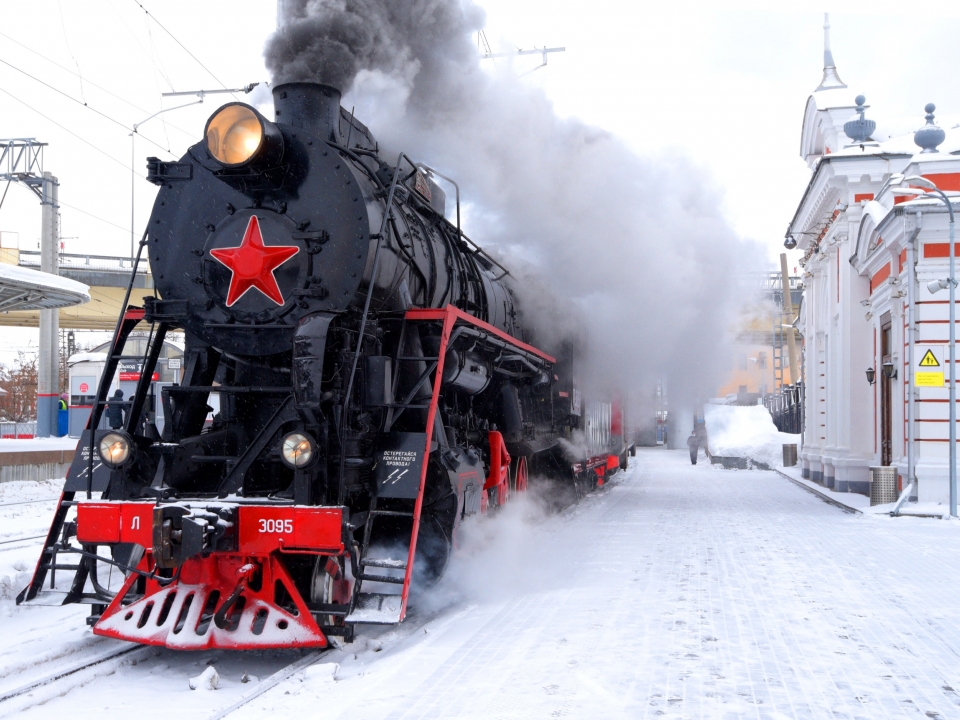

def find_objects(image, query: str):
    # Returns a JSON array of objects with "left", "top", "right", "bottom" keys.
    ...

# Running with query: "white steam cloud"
[{"left": 266, "top": 0, "right": 762, "bottom": 427}]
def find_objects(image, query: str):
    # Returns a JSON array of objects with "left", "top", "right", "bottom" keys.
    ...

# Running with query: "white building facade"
[{"left": 789, "top": 20, "right": 960, "bottom": 503}]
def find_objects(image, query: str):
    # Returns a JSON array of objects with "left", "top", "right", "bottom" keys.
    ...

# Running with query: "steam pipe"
[{"left": 338, "top": 152, "right": 409, "bottom": 505}]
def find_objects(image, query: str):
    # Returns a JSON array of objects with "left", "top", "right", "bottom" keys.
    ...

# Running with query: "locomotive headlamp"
[
  {"left": 205, "top": 103, "right": 266, "bottom": 166},
  {"left": 280, "top": 432, "right": 317, "bottom": 469},
  {"left": 98, "top": 432, "right": 132, "bottom": 468}
]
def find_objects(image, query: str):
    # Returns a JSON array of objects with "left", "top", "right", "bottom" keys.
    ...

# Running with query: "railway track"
[
  {"left": 0, "top": 499, "right": 58, "bottom": 508},
  {"left": 206, "top": 650, "right": 330, "bottom": 720},
  {"left": 0, "top": 646, "right": 152, "bottom": 716},
  {"left": 0, "top": 534, "right": 46, "bottom": 547}
]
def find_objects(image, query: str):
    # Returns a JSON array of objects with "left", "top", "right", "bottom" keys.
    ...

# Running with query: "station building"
[{"left": 789, "top": 22, "right": 960, "bottom": 502}]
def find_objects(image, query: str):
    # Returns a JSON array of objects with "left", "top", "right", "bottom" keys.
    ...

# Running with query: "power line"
[
  {"left": 0, "top": 30, "right": 195, "bottom": 140},
  {"left": 0, "top": 86, "right": 141, "bottom": 175},
  {"left": 58, "top": 200, "right": 131, "bottom": 233},
  {"left": 0, "top": 180, "right": 132, "bottom": 236},
  {"left": 0, "top": 57, "right": 175, "bottom": 156},
  {"left": 130, "top": 0, "right": 237, "bottom": 99}
]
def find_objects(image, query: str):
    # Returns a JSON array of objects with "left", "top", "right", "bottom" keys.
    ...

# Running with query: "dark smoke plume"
[{"left": 266, "top": 0, "right": 761, "bottom": 431}]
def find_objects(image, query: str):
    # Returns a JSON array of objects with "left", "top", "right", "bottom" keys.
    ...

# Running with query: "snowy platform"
[
  {"left": 776, "top": 465, "right": 869, "bottom": 513},
  {"left": 4, "top": 449, "right": 960, "bottom": 718},
  {"left": 0, "top": 437, "right": 78, "bottom": 454}
]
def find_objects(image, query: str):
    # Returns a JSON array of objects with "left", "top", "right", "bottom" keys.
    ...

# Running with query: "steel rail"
[
  {"left": 0, "top": 646, "right": 149, "bottom": 706},
  {"left": 205, "top": 649, "right": 330, "bottom": 720}
]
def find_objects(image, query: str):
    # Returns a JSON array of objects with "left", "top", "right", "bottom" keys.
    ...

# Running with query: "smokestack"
[{"left": 272, "top": 82, "right": 342, "bottom": 141}]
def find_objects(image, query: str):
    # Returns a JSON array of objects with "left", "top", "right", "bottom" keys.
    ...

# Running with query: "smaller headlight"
[
  {"left": 281, "top": 432, "right": 316, "bottom": 469},
  {"left": 98, "top": 432, "right": 131, "bottom": 468}
]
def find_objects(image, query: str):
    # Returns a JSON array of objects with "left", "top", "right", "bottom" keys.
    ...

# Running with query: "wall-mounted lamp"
[
  {"left": 882, "top": 361, "right": 897, "bottom": 380},
  {"left": 928, "top": 277, "right": 954, "bottom": 294},
  {"left": 866, "top": 367, "right": 876, "bottom": 385},
  {"left": 784, "top": 235, "right": 798, "bottom": 250}
]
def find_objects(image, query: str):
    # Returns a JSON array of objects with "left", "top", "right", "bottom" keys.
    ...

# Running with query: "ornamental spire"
[{"left": 815, "top": 13, "right": 847, "bottom": 92}]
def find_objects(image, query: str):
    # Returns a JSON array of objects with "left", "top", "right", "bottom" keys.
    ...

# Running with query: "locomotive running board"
[{"left": 349, "top": 305, "right": 555, "bottom": 624}]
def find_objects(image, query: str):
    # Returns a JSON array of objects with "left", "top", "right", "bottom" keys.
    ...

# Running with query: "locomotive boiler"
[{"left": 18, "top": 82, "right": 633, "bottom": 649}]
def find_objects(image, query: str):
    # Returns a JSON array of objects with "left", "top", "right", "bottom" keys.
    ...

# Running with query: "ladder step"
[
  {"left": 395, "top": 356, "right": 439, "bottom": 361},
  {"left": 344, "top": 592, "right": 403, "bottom": 624},
  {"left": 307, "top": 602, "right": 351, "bottom": 616},
  {"left": 370, "top": 510, "right": 414, "bottom": 517},
  {"left": 359, "top": 573, "right": 405, "bottom": 584},
  {"left": 361, "top": 558, "right": 407, "bottom": 570}
]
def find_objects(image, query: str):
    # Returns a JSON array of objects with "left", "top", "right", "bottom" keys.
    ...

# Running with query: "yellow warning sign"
[
  {"left": 916, "top": 371, "right": 945, "bottom": 387},
  {"left": 919, "top": 349, "right": 941, "bottom": 367}
]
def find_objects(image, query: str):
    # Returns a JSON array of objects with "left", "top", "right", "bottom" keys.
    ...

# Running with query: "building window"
[{"left": 758, "top": 352, "right": 767, "bottom": 369}]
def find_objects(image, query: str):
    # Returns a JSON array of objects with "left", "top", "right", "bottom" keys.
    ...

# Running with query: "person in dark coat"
[
  {"left": 687, "top": 420, "right": 708, "bottom": 465},
  {"left": 107, "top": 389, "right": 125, "bottom": 429},
  {"left": 687, "top": 432, "right": 700, "bottom": 465}
]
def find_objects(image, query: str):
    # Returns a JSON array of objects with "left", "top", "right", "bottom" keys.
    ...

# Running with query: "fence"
[
  {"left": 763, "top": 383, "right": 803, "bottom": 435},
  {"left": 0, "top": 421, "right": 37, "bottom": 439}
]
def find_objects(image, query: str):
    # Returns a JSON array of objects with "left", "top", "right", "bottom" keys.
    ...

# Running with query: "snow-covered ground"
[
  {"left": 0, "top": 437, "right": 79, "bottom": 453},
  {"left": 705, "top": 403, "right": 800, "bottom": 468},
  {"left": 3, "top": 451, "right": 960, "bottom": 718}
]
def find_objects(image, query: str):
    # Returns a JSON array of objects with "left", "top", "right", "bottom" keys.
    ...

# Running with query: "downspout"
[{"left": 906, "top": 211, "right": 922, "bottom": 499}]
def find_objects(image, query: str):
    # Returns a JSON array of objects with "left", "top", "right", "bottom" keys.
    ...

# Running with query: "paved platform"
[
  {"left": 229, "top": 449, "right": 960, "bottom": 719},
  {"left": 6, "top": 449, "right": 960, "bottom": 719}
]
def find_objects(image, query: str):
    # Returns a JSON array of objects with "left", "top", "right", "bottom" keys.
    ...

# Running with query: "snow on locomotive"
[{"left": 18, "top": 82, "right": 634, "bottom": 649}]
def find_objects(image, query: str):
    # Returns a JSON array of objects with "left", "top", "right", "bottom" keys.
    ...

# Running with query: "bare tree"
[{"left": 0, "top": 351, "right": 39, "bottom": 422}]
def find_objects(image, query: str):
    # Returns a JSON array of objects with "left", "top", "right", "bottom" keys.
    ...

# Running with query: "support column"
[{"left": 37, "top": 172, "right": 59, "bottom": 437}]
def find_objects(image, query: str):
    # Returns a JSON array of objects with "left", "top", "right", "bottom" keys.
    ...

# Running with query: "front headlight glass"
[{"left": 205, "top": 104, "right": 263, "bottom": 166}]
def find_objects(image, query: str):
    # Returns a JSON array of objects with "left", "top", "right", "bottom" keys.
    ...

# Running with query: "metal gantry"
[{"left": 0, "top": 138, "right": 47, "bottom": 201}]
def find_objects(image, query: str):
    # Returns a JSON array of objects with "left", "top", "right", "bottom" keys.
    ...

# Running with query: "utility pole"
[
  {"left": 0, "top": 139, "right": 60, "bottom": 437},
  {"left": 37, "top": 171, "right": 60, "bottom": 437}
]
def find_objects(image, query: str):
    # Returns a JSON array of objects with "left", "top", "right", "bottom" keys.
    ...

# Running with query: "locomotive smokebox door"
[{"left": 374, "top": 432, "right": 426, "bottom": 499}]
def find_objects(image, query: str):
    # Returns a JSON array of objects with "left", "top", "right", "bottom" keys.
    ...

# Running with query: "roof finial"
[
  {"left": 915, "top": 103, "right": 945, "bottom": 154},
  {"left": 816, "top": 13, "right": 847, "bottom": 92}
]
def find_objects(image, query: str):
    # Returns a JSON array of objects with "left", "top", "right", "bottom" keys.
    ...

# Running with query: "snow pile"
[
  {"left": 189, "top": 666, "right": 220, "bottom": 691},
  {"left": 302, "top": 662, "right": 339, "bottom": 683},
  {"left": 704, "top": 404, "right": 799, "bottom": 469}
]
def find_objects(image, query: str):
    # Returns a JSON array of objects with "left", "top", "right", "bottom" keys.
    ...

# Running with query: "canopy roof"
[{"left": 0, "top": 263, "right": 90, "bottom": 312}]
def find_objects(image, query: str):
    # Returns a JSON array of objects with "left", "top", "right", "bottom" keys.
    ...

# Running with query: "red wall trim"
[
  {"left": 870, "top": 263, "right": 891, "bottom": 293},
  {"left": 922, "top": 173, "right": 960, "bottom": 191},
  {"left": 923, "top": 243, "right": 960, "bottom": 258}
]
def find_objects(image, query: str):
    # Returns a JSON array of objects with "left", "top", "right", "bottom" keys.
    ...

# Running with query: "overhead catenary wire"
[
  {"left": 0, "top": 30, "right": 196, "bottom": 139},
  {"left": 56, "top": 0, "right": 87, "bottom": 105},
  {"left": 0, "top": 57, "right": 174, "bottom": 157},
  {"left": 130, "top": 0, "right": 238, "bottom": 100},
  {"left": 58, "top": 200, "right": 132, "bottom": 234},
  {"left": 0, "top": 86, "right": 142, "bottom": 175}
]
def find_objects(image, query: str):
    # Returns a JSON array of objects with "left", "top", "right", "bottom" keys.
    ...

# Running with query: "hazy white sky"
[{"left": 1, "top": 0, "right": 959, "bottom": 359}]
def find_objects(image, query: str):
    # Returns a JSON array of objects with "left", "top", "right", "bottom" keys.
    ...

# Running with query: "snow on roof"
[
  {"left": 68, "top": 351, "right": 107, "bottom": 365},
  {"left": 0, "top": 263, "right": 90, "bottom": 312}
]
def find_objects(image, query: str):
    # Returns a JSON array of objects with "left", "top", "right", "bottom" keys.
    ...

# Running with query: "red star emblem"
[{"left": 209, "top": 215, "right": 300, "bottom": 307}]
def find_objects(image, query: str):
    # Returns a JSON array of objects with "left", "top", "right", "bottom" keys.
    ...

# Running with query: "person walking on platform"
[
  {"left": 687, "top": 417, "right": 708, "bottom": 465},
  {"left": 107, "top": 389, "right": 126, "bottom": 430}
]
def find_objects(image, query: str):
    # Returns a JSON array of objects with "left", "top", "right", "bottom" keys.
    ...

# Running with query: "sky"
[{"left": 1, "top": 0, "right": 960, "bottom": 361}]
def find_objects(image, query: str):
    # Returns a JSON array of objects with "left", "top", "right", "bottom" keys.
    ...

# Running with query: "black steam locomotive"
[{"left": 19, "top": 82, "right": 633, "bottom": 649}]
